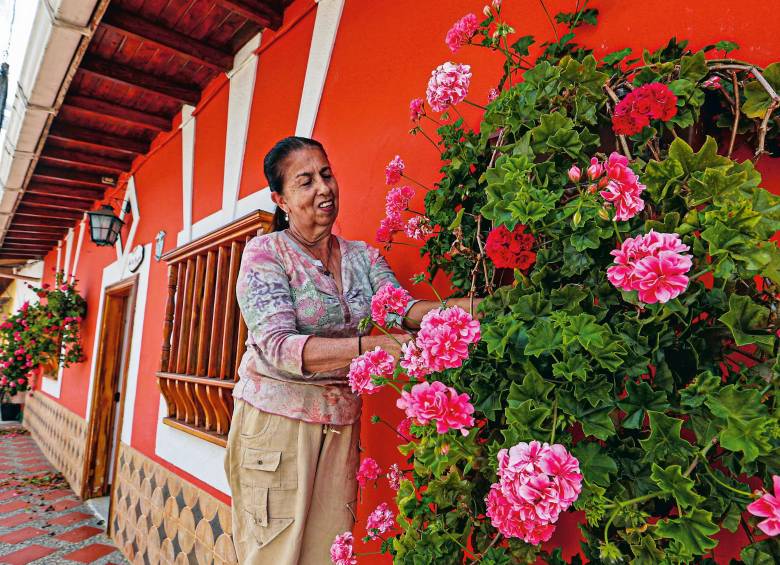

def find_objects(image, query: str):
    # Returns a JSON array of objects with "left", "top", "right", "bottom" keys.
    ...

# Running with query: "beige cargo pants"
[{"left": 224, "top": 399, "right": 359, "bottom": 564}]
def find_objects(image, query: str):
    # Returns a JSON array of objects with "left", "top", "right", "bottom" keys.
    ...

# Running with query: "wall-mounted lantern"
[{"left": 87, "top": 203, "right": 125, "bottom": 247}]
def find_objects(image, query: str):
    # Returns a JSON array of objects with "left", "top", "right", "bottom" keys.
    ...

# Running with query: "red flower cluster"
[
  {"left": 612, "top": 82, "right": 678, "bottom": 136},
  {"left": 485, "top": 224, "right": 536, "bottom": 270}
]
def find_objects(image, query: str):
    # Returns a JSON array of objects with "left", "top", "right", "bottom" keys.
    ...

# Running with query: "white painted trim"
[
  {"left": 62, "top": 228, "right": 74, "bottom": 280},
  {"left": 223, "top": 34, "right": 262, "bottom": 220},
  {"left": 118, "top": 179, "right": 140, "bottom": 275},
  {"left": 155, "top": 395, "right": 231, "bottom": 495},
  {"left": 235, "top": 186, "right": 275, "bottom": 219},
  {"left": 295, "top": 0, "right": 345, "bottom": 137},
  {"left": 55, "top": 241, "right": 62, "bottom": 273},
  {"left": 178, "top": 105, "right": 196, "bottom": 246},
  {"left": 70, "top": 216, "right": 86, "bottom": 283},
  {"left": 190, "top": 209, "right": 230, "bottom": 242}
]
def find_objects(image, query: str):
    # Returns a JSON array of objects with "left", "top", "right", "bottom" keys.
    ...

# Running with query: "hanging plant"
[
  {"left": 0, "top": 272, "right": 86, "bottom": 399},
  {"left": 331, "top": 3, "right": 779, "bottom": 564}
]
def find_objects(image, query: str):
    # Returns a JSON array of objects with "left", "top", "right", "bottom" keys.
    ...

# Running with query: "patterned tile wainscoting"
[
  {"left": 110, "top": 443, "right": 238, "bottom": 565},
  {"left": 22, "top": 392, "right": 87, "bottom": 495}
]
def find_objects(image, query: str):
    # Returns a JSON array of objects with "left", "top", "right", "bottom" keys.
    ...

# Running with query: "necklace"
[{"left": 286, "top": 229, "right": 334, "bottom": 277}]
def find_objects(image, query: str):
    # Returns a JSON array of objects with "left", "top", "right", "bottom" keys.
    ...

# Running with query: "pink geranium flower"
[
  {"left": 330, "top": 532, "right": 357, "bottom": 565},
  {"left": 385, "top": 185, "right": 415, "bottom": 216},
  {"left": 416, "top": 306, "right": 480, "bottom": 372},
  {"left": 396, "top": 381, "right": 474, "bottom": 435},
  {"left": 365, "top": 502, "right": 395, "bottom": 539},
  {"left": 376, "top": 214, "right": 405, "bottom": 243},
  {"left": 568, "top": 165, "right": 581, "bottom": 183},
  {"left": 385, "top": 155, "right": 405, "bottom": 185},
  {"left": 487, "top": 442, "right": 582, "bottom": 545},
  {"left": 347, "top": 347, "right": 395, "bottom": 395},
  {"left": 371, "top": 283, "right": 412, "bottom": 326},
  {"left": 426, "top": 62, "right": 472, "bottom": 112},
  {"left": 747, "top": 475, "right": 780, "bottom": 537},
  {"left": 487, "top": 88, "right": 499, "bottom": 102},
  {"left": 599, "top": 151, "right": 646, "bottom": 221},
  {"left": 357, "top": 457, "right": 382, "bottom": 487},
  {"left": 400, "top": 341, "right": 430, "bottom": 380},
  {"left": 445, "top": 13, "right": 479, "bottom": 53},
  {"left": 387, "top": 463, "right": 403, "bottom": 490},
  {"left": 409, "top": 97, "right": 425, "bottom": 122},
  {"left": 405, "top": 216, "right": 434, "bottom": 241},
  {"left": 587, "top": 157, "right": 603, "bottom": 180},
  {"left": 607, "top": 230, "right": 692, "bottom": 304}
]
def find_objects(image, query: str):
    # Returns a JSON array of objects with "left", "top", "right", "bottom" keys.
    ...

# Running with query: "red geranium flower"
[
  {"left": 612, "top": 82, "right": 678, "bottom": 136},
  {"left": 485, "top": 224, "right": 537, "bottom": 270}
]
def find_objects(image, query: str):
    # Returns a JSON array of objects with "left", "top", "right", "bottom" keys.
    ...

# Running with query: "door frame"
[{"left": 81, "top": 275, "right": 138, "bottom": 503}]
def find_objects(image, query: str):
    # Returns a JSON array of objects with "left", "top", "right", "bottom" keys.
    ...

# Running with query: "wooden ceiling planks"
[{"left": 2, "top": 0, "right": 289, "bottom": 260}]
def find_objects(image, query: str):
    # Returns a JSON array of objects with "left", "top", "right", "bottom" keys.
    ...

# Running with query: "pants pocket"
[{"left": 244, "top": 486, "right": 295, "bottom": 548}]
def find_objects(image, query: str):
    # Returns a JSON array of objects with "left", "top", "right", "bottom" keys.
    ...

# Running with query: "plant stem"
[
  {"left": 728, "top": 71, "right": 740, "bottom": 158},
  {"left": 603, "top": 491, "right": 664, "bottom": 544},
  {"left": 463, "top": 99, "right": 488, "bottom": 111},
  {"left": 402, "top": 173, "right": 432, "bottom": 191},
  {"left": 612, "top": 219, "right": 623, "bottom": 244},
  {"left": 537, "top": 0, "right": 560, "bottom": 42},
  {"left": 374, "top": 416, "right": 411, "bottom": 441},
  {"left": 550, "top": 394, "right": 559, "bottom": 444},
  {"left": 702, "top": 461, "right": 755, "bottom": 498},
  {"left": 371, "top": 321, "right": 404, "bottom": 347}
]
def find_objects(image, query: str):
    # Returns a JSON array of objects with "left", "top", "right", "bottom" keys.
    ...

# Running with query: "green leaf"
[
  {"left": 510, "top": 35, "right": 535, "bottom": 58},
  {"left": 617, "top": 380, "right": 670, "bottom": 429},
  {"left": 629, "top": 535, "right": 666, "bottom": 565},
  {"left": 552, "top": 353, "right": 590, "bottom": 381},
  {"left": 667, "top": 136, "right": 731, "bottom": 174},
  {"left": 719, "top": 416, "right": 772, "bottom": 463},
  {"left": 448, "top": 208, "right": 464, "bottom": 230},
  {"left": 679, "top": 51, "right": 708, "bottom": 82},
  {"left": 650, "top": 463, "right": 705, "bottom": 510},
  {"left": 718, "top": 294, "right": 773, "bottom": 347},
  {"left": 525, "top": 319, "right": 563, "bottom": 356},
  {"left": 743, "top": 62, "right": 780, "bottom": 118},
  {"left": 574, "top": 377, "right": 612, "bottom": 407},
  {"left": 562, "top": 313, "right": 608, "bottom": 350},
  {"left": 572, "top": 442, "right": 617, "bottom": 486},
  {"left": 714, "top": 40, "right": 739, "bottom": 54},
  {"left": 705, "top": 383, "right": 767, "bottom": 421},
  {"left": 639, "top": 411, "right": 692, "bottom": 463},
  {"left": 602, "top": 47, "right": 632, "bottom": 66},
  {"left": 559, "top": 394, "right": 616, "bottom": 440},
  {"left": 643, "top": 156, "right": 685, "bottom": 201},
  {"left": 655, "top": 509, "right": 719, "bottom": 560}
]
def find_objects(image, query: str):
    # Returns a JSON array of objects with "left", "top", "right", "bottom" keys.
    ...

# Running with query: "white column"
[
  {"left": 178, "top": 104, "right": 196, "bottom": 246},
  {"left": 295, "top": 0, "right": 346, "bottom": 137}
]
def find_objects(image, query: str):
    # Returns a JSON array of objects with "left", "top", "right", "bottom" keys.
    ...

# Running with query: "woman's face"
[{"left": 273, "top": 147, "right": 339, "bottom": 233}]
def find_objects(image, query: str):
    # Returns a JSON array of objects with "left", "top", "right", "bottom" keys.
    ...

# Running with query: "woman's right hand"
[{"left": 365, "top": 333, "right": 413, "bottom": 360}]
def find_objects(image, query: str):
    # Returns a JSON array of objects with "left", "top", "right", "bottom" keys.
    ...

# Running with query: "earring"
[{"left": 284, "top": 212, "right": 289, "bottom": 221}]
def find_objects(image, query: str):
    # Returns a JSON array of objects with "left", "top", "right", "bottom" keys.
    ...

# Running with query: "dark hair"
[{"left": 263, "top": 136, "right": 327, "bottom": 232}]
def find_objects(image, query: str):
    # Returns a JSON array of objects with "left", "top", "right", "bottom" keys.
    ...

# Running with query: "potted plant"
[{"left": 0, "top": 272, "right": 86, "bottom": 419}]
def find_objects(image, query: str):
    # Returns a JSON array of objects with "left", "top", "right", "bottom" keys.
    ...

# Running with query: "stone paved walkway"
[{"left": 0, "top": 423, "right": 129, "bottom": 564}]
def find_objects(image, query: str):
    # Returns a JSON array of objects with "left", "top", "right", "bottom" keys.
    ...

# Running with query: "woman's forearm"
[
  {"left": 301, "top": 334, "right": 410, "bottom": 373},
  {"left": 405, "top": 297, "right": 482, "bottom": 329}
]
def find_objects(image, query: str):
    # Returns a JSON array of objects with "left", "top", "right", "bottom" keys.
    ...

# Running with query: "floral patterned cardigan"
[{"left": 233, "top": 230, "right": 416, "bottom": 425}]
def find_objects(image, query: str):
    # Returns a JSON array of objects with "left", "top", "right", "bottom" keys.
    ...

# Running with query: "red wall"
[{"left": 31, "top": 0, "right": 779, "bottom": 561}]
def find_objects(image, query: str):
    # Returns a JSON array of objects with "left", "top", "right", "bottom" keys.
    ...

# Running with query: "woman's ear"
[{"left": 270, "top": 191, "right": 286, "bottom": 213}]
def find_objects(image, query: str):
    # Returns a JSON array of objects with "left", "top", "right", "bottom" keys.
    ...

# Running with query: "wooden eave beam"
[
  {"left": 2, "top": 243, "right": 55, "bottom": 252},
  {"left": 79, "top": 55, "right": 201, "bottom": 106},
  {"left": 32, "top": 166, "right": 116, "bottom": 189},
  {"left": 48, "top": 124, "right": 149, "bottom": 156},
  {"left": 4, "top": 238, "right": 62, "bottom": 248},
  {"left": 7, "top": 223, "right": 69, "bottom": 233},
  {"left": 22, "top": 194, "right": 93, "bottom": 211},
  {"left": 0, "top": 252, "right": 43, "bottom": 259},
  {"left": 101, "top": 8, "right": 233, "bottom": 72},
  {"left": 39, "top": 146, "right": 133, "bottom": 174},
  {"left": 27, "top": 183, "right": 105, "bottom": 201},
  {"left": 63, "top": 95, "right": 172, "bottom": 133},
  {"left": 215, "top": 0, "right": 283, "bottom": 29},
  {"left": 17, "top": 205, "right": 85, "bottom": 222}
]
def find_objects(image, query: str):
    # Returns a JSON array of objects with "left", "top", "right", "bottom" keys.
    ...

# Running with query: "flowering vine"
[{"left": 334, "top": 2, "right": 780, "bottom": 564}]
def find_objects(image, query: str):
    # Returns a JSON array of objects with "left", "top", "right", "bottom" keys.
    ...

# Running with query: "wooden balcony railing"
[{"left": 157, "top": 211, "right": 272, "bottom": 446}]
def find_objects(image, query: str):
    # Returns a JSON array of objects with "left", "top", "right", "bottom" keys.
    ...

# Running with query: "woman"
[{"left": 224, "top": 136, "right": 478, "bottom": 564}]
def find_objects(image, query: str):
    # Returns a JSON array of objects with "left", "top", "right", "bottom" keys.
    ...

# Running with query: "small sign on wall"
[{"left": 128, "top": 245, "right": 145, "bottom": 273}]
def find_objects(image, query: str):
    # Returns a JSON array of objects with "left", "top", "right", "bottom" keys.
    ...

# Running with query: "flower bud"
[
  {"left": 573, "top": 210, "right": 582, "bottom": 226},
  {"left": 483, "top": 5, "right": 492, "bottom": 17},
  {"left": 587, "top": 157, "right": 603, "bottom": 180},
  {"left": 598, "top": 207, "right": 611, "bottom": 221},
  {"left": 567, "top": 165, "right": 581, "bottom": 183}
]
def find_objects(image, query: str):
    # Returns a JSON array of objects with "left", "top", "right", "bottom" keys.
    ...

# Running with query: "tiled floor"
[{"left": 0, "top": 423, "right": 128, "bottom": 564}]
